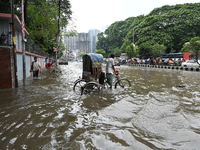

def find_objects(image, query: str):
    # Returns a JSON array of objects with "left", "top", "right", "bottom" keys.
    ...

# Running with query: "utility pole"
[
  {"left": 21, "top": 0, "right": 26, "bottom": 85},
  {"left": 11, "top": 0, "right": 18, "bottom": 87},
  {"left": 55, "top": 0, "right": 61, "bottom": 64}
]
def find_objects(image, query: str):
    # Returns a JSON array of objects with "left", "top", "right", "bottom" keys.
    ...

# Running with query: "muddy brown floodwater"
[{"left": 0, "top": 61, "right": 200, "bottom": 150}]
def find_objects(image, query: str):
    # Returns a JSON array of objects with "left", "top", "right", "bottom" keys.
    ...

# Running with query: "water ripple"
[{"left": 0, "top": 62, "right": 200, "bottom": 149}]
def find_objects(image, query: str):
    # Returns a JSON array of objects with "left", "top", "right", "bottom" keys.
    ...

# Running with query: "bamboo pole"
[
  {"left": 11, "top": 0, "right": 18, "bottom": 87},
  {"left": 21, "top": 0, "right": 26, "bottom": 85}
]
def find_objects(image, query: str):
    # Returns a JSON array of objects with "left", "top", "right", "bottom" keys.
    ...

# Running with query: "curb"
[{"left": 128, "top": 64, "right": 200, "bottom": 72}]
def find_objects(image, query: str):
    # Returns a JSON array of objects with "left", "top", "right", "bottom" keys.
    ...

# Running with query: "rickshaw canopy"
[
  {"left": 83, "top": 53, "right": 103, "bottom": 64},
  {"left": 82, "top": 53, "right": 103, "bottom": 80}
]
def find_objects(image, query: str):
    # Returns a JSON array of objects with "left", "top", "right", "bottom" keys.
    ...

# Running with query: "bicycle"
[
  {"left": 73, "top": 53, "right": 104, "bottom": 95},
  {"left": 73, "top": 78, "right": 88, "bottom": 94},
  {"left": 81, "top": 70, "right": 131, "bottom": 95}
]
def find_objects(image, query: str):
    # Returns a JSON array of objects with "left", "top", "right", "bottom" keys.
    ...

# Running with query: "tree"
[
  {"left": 95, "top": 49, "right": 106, "bottom": 57},
  {"left": 151, "top": 44, "right": 166, "bottom": 57},
  {"left": 121, "top": 3, "right": 200, "bottom": 56},
  {"left": 126, "top": 46, "right": 134, "bottom": 58},
  {"left": 182, "top": 37, "right": 200, "bottom": 61},
  {"left": 120, "top": 15, "right": 145, "bottom": 52},
  {"left": 133, "top": 45, "right": 139, "bottom": 57},
  {"left": 112, "top": 48, "right": 121, "bottom": 57},
  {"left": 96, "top": 17, "right": 135, "bottom": 57},
  {"left": 141, "top": 4, "right": 200, "bottom": 52},
  {"left": 138, "top": 42, "right": 152, "bottom": 58},
  {"left": 26, "top": 0, "right": 72, "bottom": 56},
  {"left": 96, "top": 32, "right": 110, "bottom": 57},
  {"left": 79, "top": 52, "right": 86, "bottom": 57},
  {"left": 27, "top": 1, "right": 58, "bottom": 55}
]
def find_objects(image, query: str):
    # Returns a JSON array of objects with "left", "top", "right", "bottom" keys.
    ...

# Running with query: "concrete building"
[
  {"left": 76, "top": 33, "right": 90, "bottom": 53},
  {"left": 0, "top": 13, "right": 47, "bottom": 89},
  {"left": 64, "top": 33, "right": 90, "bottom": 53},
  {"left": 0, "top": 13, "right": 24, "bottom": 88},
  {"left": 64, "top": 29, "right": 101, "bottom": 55},
  {"left": 88, "top": 29, "right": 101, "bottom": 53}
]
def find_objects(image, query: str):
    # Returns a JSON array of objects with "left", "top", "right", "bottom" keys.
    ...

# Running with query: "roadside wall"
[
  {"left": 0, "top": 47, "right": 53, "bottom": 89},
  {"left": 16, "top": 50, "right": 51, "bottom": 81}
]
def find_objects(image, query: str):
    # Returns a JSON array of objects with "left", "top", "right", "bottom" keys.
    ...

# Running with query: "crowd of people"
[{"left": 116, "top": 57, "right": 186, "bottom": 66}]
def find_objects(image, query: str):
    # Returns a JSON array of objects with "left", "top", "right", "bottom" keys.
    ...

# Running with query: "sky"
[{"left": 69, "top": 0, "right": 200, "bottom": 33}]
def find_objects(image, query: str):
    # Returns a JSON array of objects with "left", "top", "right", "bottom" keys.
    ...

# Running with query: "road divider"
[{"left": 128, "top": 64, "right": 200, "bottom": 72}]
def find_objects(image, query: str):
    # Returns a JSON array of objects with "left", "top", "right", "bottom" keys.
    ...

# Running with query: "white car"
[{"left": 181, "top": 60, "right": 200, "bottom": 68}]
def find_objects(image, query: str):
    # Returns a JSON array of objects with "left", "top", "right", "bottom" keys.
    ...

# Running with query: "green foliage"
[
  {"left": 0, "top": 0, "right": 72, "bottom": 57},
  {"left": 151, "top": 44, "right": 166, "bottom": 57},
  {"left": 26, "top": 0, "right": 72, "bottom": 56},
  {"left": 96, "top": 17, "right": 135, "bottom": 56},
  {"left": 133, "top": 45, "right": 139, "bottom": 57},
  {"left": 119, "top": 15, "right": 145, "bottom": 53},
  {"left": 135, "top": 3, "right": 200, "bottom": 54},
  {"left": 95, "top": 49, "right": 106, "bottom": 57},
  {"left": 182, "top": 36, "right": 200, "bottom": 60},
  {"left": 79, "top": 52, "right": 86, "bottom": 57},
  {"left": 113, "top": 48, "right": 121, "bottom": 57},
  {"left": 138, "top": 42, "right": 152, "bottom": 58},
  {"left": 2, "top": 1, "right": 200, "bottom": 59},
  {"left": 26, "top": 2, "right": 56, "bottom": 55},
  {"left": 96, "top": 32, "right": 110, "bottom": 55},
  {"left": 126, "top": 46, "right": 134, "bottom": 58},
  {"left": 97, "top": 3, "right": 200, "bottom": 59}
]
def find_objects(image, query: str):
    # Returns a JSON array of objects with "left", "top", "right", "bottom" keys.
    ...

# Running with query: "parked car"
[{"left": 181, "top": 60, "right": 200, "bottom": 68}]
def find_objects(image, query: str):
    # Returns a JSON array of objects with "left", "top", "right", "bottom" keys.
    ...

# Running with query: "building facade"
[
  {"left": 0, "top": 13, "right": 47, "bottom": 89},
  {"left": 76, "top": 33, "right": 90, "bottom": 53},
  {"left": 0, "top": 13, "right": 22, "bottom": 88},
  {"left": 64, "top": 29, "right": 101, "bottom": 55},
  {"left": 88, "top": 29, "right": 101, "bottom": 53}
]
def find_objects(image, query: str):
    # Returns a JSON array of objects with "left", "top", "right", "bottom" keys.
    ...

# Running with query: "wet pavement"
[{"left": 0, "top": 61, "right": 200, "bottom": 150}]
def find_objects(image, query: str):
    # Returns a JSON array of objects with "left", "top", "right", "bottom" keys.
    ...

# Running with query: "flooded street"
[{"left": 0, "top": 62, "right": 200, "bottom": 150}]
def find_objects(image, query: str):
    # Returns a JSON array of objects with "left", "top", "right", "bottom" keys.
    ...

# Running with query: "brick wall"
[{"left": 0, "top": 47, "right": 15, "bottom": 88}]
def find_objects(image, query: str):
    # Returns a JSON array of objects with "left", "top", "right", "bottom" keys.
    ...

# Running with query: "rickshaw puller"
[{"left": 106, "top": 54, "right": 116, "bottom": 89}]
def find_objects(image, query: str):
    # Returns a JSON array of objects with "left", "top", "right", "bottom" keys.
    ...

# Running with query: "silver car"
[{"left": 181, "top": 60, "right": 200, "bottom": 68}]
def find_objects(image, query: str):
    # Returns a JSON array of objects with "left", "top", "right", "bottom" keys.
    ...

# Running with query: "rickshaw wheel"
[
  {"left": 99, "top": 82, "right": 109, "bottom": 90},
  {"left": 81, "top": 82, "right": 100, "bottom": 95},
  {"left": 73, "top": 79, "right": 87, "bottom": 94},
  {"left": 114, "top": 79, "right": 131, "bottom": 89}
]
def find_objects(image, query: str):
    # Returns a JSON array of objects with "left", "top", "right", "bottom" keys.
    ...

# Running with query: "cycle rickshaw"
[{"left": 73, "top": 53, "right": 131, "bottom": 95}]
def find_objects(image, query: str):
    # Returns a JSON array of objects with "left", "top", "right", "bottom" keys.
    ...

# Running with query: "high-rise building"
[
  {"left": 65, "top": 36, "right": 77, "bottom": 51},
  {"left": 88, "top": 29, "right": 101, "bottom": 53},
  {"left": 64, "top": 29, "right": 101, "bottom": 54},
  {"left": 76, "top": 33, "right": 90, "bottom": 53},
  {"left": 64, "top": 33, "right": 89, "bottom": 52}
]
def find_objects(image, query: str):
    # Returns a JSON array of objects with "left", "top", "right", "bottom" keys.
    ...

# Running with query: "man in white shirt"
[
  {"left": 106, "top": 54, "right": 116, "bottom": 89},
  {"left": 31, "top": 57, "right": 42, "bottom": 78}
]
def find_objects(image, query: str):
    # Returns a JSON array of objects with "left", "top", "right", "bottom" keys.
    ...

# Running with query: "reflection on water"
[{"left": 0, "top": 62, "right": 200, "bottom": 149}]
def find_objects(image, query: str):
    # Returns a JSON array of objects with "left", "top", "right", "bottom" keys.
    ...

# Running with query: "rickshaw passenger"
[{"left": 106, "top": 54, "right": 116, "bottom": 89}]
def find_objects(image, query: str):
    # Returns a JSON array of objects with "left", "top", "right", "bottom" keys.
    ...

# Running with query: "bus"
[
  {"left": 161, "top": 52, "right": 196, "bottom": 60},
  {"left": 161, "top": 53, "right": 184, "bottom": 59}
]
